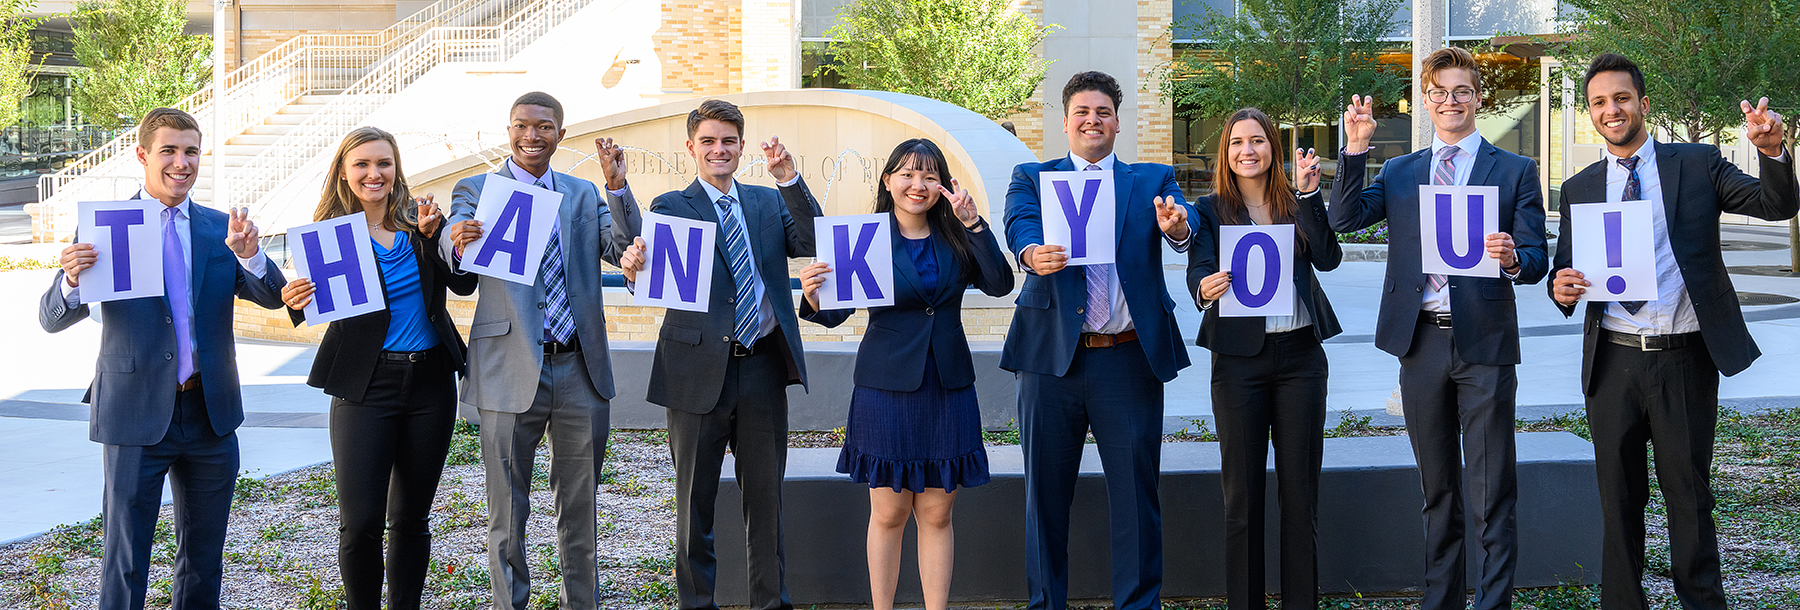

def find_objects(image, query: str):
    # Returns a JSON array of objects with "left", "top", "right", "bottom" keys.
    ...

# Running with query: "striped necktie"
[
  {"left": 537, "top": 178, "right": 575, "bottom": 344},
  {"left": 1427, "top": 145, "right": 1460, "bottom": 292},
  {"left": 1617, "top": 156, "right": 1646, "bottom": 315},
  {"left": 1082, "top": 163, "right": 1111, "bottom": 330},
  {"left": 717, "top": 195, "right": 761, "bottom": 346}
]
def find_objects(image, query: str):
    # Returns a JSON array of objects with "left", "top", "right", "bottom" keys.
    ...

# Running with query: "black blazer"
[
  {"left": 802, "top": 220, "right": 1015, "bottom": 392},
  {"left": 1187, "top": 190, "right": 1343, "bottom": 356},
  {"left": 1552, "top": 142, "right": 1799, "bottom": 393},
  {"left": 1329, "top": 139, "right": 1549, "bottom": 365},
  {"left": 288, "top": 226, "right": 477, "bottom": 403}
]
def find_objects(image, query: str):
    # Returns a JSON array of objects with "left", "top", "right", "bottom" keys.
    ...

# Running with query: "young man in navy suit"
[
  {"left": 41, "top": 107, "right": 287, "bottom": 610},
  {"left": 1330, "top": 47, "right": 1548, "bottom": 610},
  {"left": 1002, "top": 71, "right": 1197, "bottom": 610},
  {"left": 1551, "top": 53, "right": 1797, "bottom": 610}
]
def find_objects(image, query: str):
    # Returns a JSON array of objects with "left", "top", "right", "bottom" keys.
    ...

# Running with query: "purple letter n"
[
  {"left": 301, "top": 223, "right": 368, "bottom": 314},
  {"left": 93, "top": 209, "right": 145, "bottom": 290},
  {"left": 649, "top": 223, "right": 702, "bottom": 303}
]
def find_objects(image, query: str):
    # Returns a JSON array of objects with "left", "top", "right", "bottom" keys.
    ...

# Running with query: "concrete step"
[
  {"left": 225, "top": 134, "right": 282, "bottom": 147},
  {"left": 264, "top": 114, "right": 312, "bottom": 126},
  {"left": 242, "top": 124, "right": 292, "bottom": 136}
]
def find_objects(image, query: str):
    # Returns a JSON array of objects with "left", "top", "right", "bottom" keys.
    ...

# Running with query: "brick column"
[
  {"left": 1135, "top": 0, "right": 1174, "bottom": 166},
  {"left": 1005, "top": 0, "right": 1047, "bottom": 157},
  {"left": 740, "top": 0, "right": 799, "bottom": 91}
]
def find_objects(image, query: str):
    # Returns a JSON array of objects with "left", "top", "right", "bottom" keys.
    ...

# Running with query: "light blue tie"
[
  {"left": 537, "top": 178, "right": 575, "bottom": 343},
  {"left": 717, "top": 195, "right": 761, "bottom": 346}
]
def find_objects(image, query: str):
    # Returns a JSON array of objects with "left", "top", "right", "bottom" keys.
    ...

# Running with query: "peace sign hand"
[
  {"left": 761, "top": 136, "right": 796, "bottom": 183},
  {"left": 415, "top": 194, "right": 441, "bottom": 238},
  {"left": 937, "top": 179, "right": 978, "bottom": 227},
  {"left": 1343, "top": 94, "right": 1377, "bottom": 154},
  {"left": 1294, "top": 148, "right": 1321, "bottom": 193},
  {"left": 226, "top": 206, "right": 260, "bottom": 258},
  {"left": 1743, "top": 98, "right": 1787, "bottom": 157},
  {"left": 1155, "top": 195, "right": 1189, "bottom": 241},
  {"left": 595, "top": 137, "right": 628, "bottom": 190}
]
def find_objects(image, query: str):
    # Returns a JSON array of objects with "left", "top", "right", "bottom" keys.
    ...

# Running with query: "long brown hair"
[
  {"left": 873, "top": 138, "right": 977, "bottom": 276},
  {"left": 1212, "top": 107, "right": 1308, "bottom": 249},
  {"left": 315, "top": 126, "right": 417, "bottom": 232}
]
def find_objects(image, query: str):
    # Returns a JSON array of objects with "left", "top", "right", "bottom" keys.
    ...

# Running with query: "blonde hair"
[
  {"left": 315, "top": 126, "right": 416, "bottom": 232},
  {"left": 1419, "top": 47, "right": 1482, "bottom": 92}
]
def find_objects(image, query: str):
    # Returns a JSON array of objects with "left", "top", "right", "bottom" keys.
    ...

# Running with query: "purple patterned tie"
[
  {"left": 1427, "top": 146, "right": 1460, "bottom": 292},
  {"left": 1082, "top": 163, "right": 1111, "bottom": 330},
  {"left": 1617, "top": 156, "right": 1646, "bottom": 314},
  {"left": 162, "top": 206, "right": 195, "bottom": 383}
]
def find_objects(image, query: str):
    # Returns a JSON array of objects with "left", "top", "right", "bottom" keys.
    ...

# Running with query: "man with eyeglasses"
[{"left": 1330, "top": 47, "right": 1548, "bottom": 610}]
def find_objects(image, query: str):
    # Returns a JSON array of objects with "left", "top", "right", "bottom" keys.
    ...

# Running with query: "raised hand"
[
  {"left": 1024, "top": 244, "right": 1068, "bottom": 275},
  {"left": 226, "top": 207, "right": 260, "bottom": 258},
  {"left": 619, "top": 236, "right": 647, "bottom": 283},
  {"left": 595, "top": 137, "right": 628, "bottom": 190},
  {"left": 761, "top": 135, "right": 796, "bottom": 183},
  {"left": 1155, "top": 195, "right": 1189, "bottom": 240},
  {"left": 59, "top": 243, "right": 96, "bottom": 287},
  {"left": 282, "top": 278, "right": 316, "bottom": 310},
  {"left": 1294, "top": 147, "right": 1321, "bottom": 193},
  {"left": 415, "top": 194, "right": 441, "bottom": 238},
  {"left": 1551, "top": 268, "right": 1589, "bottom": 306},
  {"left": 1742, "top": 98, "right": 1787, "bottom": 157},
  {"left": 448, "top": 219, "right": 483, "bottom": 257},
  {"left": 798, "top": 261, "right": 831, "bottom": 310},
  {"left": 938, "top": 179, "right": 978, "bottom": 228},
  {"left": 1199, "top": 270, "right": 1231, "bottom": 303},
  {"left": 1343, "top": 94, "right": 1377, "bottom": 154}
]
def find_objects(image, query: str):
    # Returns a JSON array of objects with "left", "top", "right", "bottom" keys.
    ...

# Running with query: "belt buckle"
[
  {"left": 1641, "top": 334, "right": 1666, "bottom": 352},
  {"left": 732, "top": 342, "right": 754, "bottom": 357},
  {"left": 1084, "top": 333, "right": 1115, "bottom": 349},
  {"left": 406, "top": 352, "right": 424, "bottom": 362}
]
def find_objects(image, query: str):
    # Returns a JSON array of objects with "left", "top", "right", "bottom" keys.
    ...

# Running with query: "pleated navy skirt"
[{"left": 836, "top": 350, "right": 990, "bottom": 493}]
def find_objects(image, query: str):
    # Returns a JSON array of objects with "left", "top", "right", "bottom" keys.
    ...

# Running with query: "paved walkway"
[{"left": 2, "top": 224, "right": 1798, "bottom": 544}]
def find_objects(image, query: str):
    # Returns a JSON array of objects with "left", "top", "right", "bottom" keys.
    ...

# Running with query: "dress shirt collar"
[
  {"left": 1603, "top": 136, "right": 1657, "bottom": 168},
  {"left": 134, "top": 189, "right": 190, "bottom": 219},
  {"left": 1430, "top": 130, "right": 1485, "bottom": 160},
  {"left": 697, "top": 178, "right": 741, "bottom": 207},
  {"left": 506, "top": 158, "right": 555, "bottom": 191},
  {"left": 1068, "top": 151, "right": 1117, "bottom": 171}
]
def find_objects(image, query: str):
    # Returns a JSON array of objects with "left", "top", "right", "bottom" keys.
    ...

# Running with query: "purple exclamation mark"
[{"left": 1604, "top": 211, "right": 1626, "bottom": 294}]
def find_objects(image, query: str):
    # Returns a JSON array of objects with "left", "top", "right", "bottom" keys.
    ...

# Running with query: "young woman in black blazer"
[
  {"left": 279, "top": 126, "right": 477, "bottom": 610},
  {"left": 797, "top": 138, "right": 1014, "bottom": 610},
  {"left": 1187, "top": 108, "right": 1342, "bottom": 610}
]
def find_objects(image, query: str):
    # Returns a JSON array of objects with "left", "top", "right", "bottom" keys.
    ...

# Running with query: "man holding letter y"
[
  {"left": 1550, "top": 53, "right": 1798, "bottom": 610},
  {"left": 40, "top": 107, "right": 287, "bottom": 610},
  {"left": 1329, "top": 47, "right": 1547, "bottom": 610},
  {"left": 1002, "top": 70, "right": 1196, "bottom": 610}
]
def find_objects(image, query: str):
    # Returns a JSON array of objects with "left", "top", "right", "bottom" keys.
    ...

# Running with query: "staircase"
[{"left": 190, "top": 93, "right": 339, "bottom": 205}]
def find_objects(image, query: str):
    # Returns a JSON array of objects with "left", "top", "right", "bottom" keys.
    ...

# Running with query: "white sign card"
[
  {"left": 634, "top": 211, "right": 716, "bottom": 313},
  {"left": 76, "top": 199, "right": 166, "bottom": 303},
  {"left": 1419, "top": 184, "right": 1501, "bottom": 278},
  {"left": 815, "top": 213, "right": 895, "bottom": 309},
  {"left": 1219, "top": 224, "right": 1295, "bottom": 317},
  {"left": 1570, "top": 200, "right": 1659, "bottom": 302},
  {"left": 291, "top": 212, "right": 386, "bottom": 325},
  {"left": 1038, "top": 170, "right": 1117, "bottom": 266},
  {"left": 462, "top": 173, "right": 562, "bottom": 285}
]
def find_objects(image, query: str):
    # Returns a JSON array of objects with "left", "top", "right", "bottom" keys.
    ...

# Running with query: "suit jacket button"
[
  {"left": 1415, "top": 287, "right": 1422, "bottom": 293},
  {"left": 1076, "top": 307, "right": 1085, "bottom": 314},
  {"left": 537, "top": 303, "right": 546, "bottom": 309},
  {"left": 722, "top": 336, "right": 732, "bottom": 343},
  {"left": 164, "top": 353, "right": 173, "bottom": 360},
  {"left": 925, "top": 307, "right": 935, "bottom": 316},
  {"left": 165, "top": 316, "right": 172, "bottom": 323}
]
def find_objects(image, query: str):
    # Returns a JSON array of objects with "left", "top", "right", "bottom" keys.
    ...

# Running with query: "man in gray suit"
[
  {"left": 442, "top": 91, "right": 640, "bottom": 610},
  {"left": 41, "top": 107, "right": 287, "bottom": 610},
  {"left": 617, "top": 99, "right": 821, "bottom": 610}
]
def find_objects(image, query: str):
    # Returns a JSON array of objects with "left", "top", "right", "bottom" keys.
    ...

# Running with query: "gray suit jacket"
[
  {"left": 646, "top": 177, "right": 821, "bottom": 414},
  {"left": 39, "top": 203, "right": 287, "bottom": 446},
  {"left": 443, "top": 164, "right": 641, "bottom": 411}
]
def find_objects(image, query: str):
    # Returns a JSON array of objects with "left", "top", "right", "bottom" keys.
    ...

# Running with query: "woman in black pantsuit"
[
  {"left": 279, "top": 126, "right": 477, "bottom": 610},
  {"left": 1187, "top": 108, "right": 1342, "bottom": 610}
]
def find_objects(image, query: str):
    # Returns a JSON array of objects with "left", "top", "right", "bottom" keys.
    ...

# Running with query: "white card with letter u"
[{"left": 1419, "top": 184, "right": 1500, "bottom": 278}]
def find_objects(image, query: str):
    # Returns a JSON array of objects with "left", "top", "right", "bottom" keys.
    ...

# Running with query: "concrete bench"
[{"left": 704, "top": 432, "right": 1601, "bottom": 605}]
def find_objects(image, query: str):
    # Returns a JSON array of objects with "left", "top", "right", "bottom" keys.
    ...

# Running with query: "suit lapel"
[
  {"left": 188, "top": 206, "right": 214, "bottom": 304},
  {"left": 1657, "top": 145, "right": 1682, "bottom": 220},
  {"left": 891, "top": 221, "right": 926, "bottom": 301},
  {"left": 1112, "top": 161, "right": 1133, "bottom": 246},
  {"left": 684, "top": 181, "right": 727, "bottom": 260},
  {"left": 1413, "top": 148, "right": 1431, "bottom": 188},
  {"left": 1469, "top": 141, "right": 1498, "bottom": 186}
]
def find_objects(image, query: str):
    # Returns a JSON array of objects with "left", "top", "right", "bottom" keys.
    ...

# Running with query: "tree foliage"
[
  {"left": 0, "top": 0, "right": 42, "bottom": 130},
  {"left": 1551, "top": 0, "right": 1792, "bottom": 143},
  {"left": 816, "top": 0, "right": 1057, "bottom": 120},
  {"left": 1157, "top": 0, "right": 1408, "bottom": 150},
  {"left": 69, "top": 0, "right": 210, "bottom": 129}
]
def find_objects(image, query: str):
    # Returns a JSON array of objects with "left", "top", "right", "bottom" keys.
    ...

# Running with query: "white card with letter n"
[
  {"left": 462, "top": 173, "right": 562, "bottom": 285},
  {"left": 1219, "top": 224, "right": 1295, "bottom": 317},
  {"left": 76, "top": 199, "right": 166, "bottom": 303},
  {"left": 291, "top": 212, "right": 386, "bottom": 325},
  {"left": 1038, "top": 170, "right": 1116, "bottom": 266},
  {"left": 634, "top": 211, "right": 716, "bottom": 313},
  {"left": 1570, "top": 200, "right": 1659, "bottom": 302},
  {"left": 1419, "top": 184, "right": 1500, "bottom": 278},
  {"left": 815, "top": 213, "right": 895, "bottom": 309}
]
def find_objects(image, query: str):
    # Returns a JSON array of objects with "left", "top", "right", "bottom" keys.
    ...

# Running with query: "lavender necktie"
[
  {"left": 1427, "top": 146, "right": 1460, "bottom": 292},
  {"left": 162, "top": 206, "right": 195, "bottom": 383},
  {"left": 1082, "top": 163, "right": 1111, "bottom": 330}
]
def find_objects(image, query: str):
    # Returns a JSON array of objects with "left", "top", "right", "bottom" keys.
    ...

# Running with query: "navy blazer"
[
  {"left": 1329, "top": 139, "right": 1548, "bottom": 366},
  {"left": 40, "top": 204, "right": 288, "bottom": 446},
  {"left": 1552, "top": 143, "right": 1799, "bottom": 393},
  {"left": 801, "top": 220, "right": 1015, "bottom": 392},
  {"left": 287, "top": 226, "right": 478, "bottom": 403},
  {"left": 1000, "top": 156, "right": 1198, "bottom": 383},
  {"left": 1187, "top": 190, "right": 1344, "bottom": 356}
]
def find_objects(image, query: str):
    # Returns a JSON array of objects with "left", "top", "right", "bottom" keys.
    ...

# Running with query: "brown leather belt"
[
  {"left": 177, "top": 374, "right": 202, "bottom": 392},
  {"left": 1602, "top": 329, "right": 1699, "bottom": 352},
  {"left": 1079, "top": 329, "right": 1138, "bottom": 349}
]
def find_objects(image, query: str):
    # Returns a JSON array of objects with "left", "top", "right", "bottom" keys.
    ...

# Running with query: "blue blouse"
[
  {"left": 374, "top": 231, "right": 440, "bottom": 351},
  {"left": 904, "top": 236, "right": 938, "bottom": 294}
]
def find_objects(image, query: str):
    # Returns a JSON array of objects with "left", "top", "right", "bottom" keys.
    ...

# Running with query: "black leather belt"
[
  {"left": 1419, "top": 311, "right": 1454, "bottom": 329},
  {"left": 380, "top": 350, "right": 429, "bottom": 362},
  {"left": 1602, "top": 329, "right": 1698, "bottom": 352},
  {"left": 730, "top": 339, "right": 758, "bottom": 357},
  {"left": 543, "top": 338, "right": 581, "bottom": 354}
]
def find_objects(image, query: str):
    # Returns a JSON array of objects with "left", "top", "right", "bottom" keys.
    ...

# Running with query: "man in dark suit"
[
  {"left": 1002, "top": 71, "right": 1197, "bottom": 610},
  {"left": 1330, "top": 47, "right": 1548, "bottom": 610},
  {"left": 442, "top": 92, "right": 640, "bottom": 610},
  {"left": 616, "top": 99, "right": 821, "bottom": 610},
  {"left": 1550, "top": 53, "right": 1797, "bottom": 610},
  {"left": 40, "top": 107, "right": 286, "bottom": 610}
]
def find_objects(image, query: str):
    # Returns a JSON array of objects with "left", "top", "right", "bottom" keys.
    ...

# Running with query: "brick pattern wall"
[
  {"left": 739, "top": 0, "right": 797, "bottom": 92},
  {"left": 1135, "top": 0, "right": 1174, "bottom": 166},
  {"left": 654, "top": 0, "right": 735, "bottom": 95}
]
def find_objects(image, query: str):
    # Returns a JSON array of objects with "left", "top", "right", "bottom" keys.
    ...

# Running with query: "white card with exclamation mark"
[{"left": 1570, "top": 200, "right": 1658, "bottom": 302}]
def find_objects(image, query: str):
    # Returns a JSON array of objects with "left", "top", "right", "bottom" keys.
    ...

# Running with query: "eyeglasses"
[{"left": 1425, "top": 88, "right": 1478, "bottom": 104}]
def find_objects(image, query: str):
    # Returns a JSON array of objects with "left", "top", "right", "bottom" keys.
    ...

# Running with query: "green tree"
[
  {"left": 1156, "top": 0, "right": 1408, "bottom": 152},
  {"left": 815, "top": 0, "right": 1057, "bottom": 120},
  {"left": 69, "top": 0, "right": 210, "bottom": 129},
  {"left": 0, "top": 0, "right": 42, "bottom": 129}
]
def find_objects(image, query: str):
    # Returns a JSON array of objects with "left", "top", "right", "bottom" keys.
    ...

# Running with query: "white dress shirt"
[
  {"left": 1597, "top": 138, "right": 1700, "bottom": 335},
  {"left": 1422, "top": 130, "right": 1485, "bottom": 313},
  {"left": 697, "top": 178, "right": 781, "bottom": 342}
]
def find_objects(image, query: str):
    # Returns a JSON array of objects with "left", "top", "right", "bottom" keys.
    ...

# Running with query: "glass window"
[
  {"left": 1173, "top": 0, "right": 1235, "bottom": 40},
  {"left": 800, "top": 41, "right": 847, "bottom": 89},
  {"left": 1449, "top": 0, "right": 1559, "bottom": 37},
  {"left": 802, "top": 0, "right": 855, "bottom": 39}
]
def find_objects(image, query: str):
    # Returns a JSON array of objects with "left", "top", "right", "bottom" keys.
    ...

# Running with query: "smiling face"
[
  {"left": 508, "top": 104, "right": 564, "bottom": 175},
  {"left": 1063, "top": 90, "right": 1120, "bottom": 162},
  {"left": 686, "top": 119, "right": 744, "bottom": 189},
  {"left": 1422, "top": 66, "right": 1482, "bottom": 143},
  {"left": 1226, "top": 118, "right": 1275, "bottom": 181},
  {"left": 1585, "top": 70, "right": 1649, "bottom": 155},
  {"left": 884, "top": 154, "right": 942, "bottom": 219},
  {"left": 136, "top": 127, "right": 201, "bottom": 206},
  {"left": 343, "top": 139, "right": 396, "bottom": 208}
]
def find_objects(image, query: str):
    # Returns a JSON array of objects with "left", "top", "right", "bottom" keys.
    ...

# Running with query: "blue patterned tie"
[
  {"left": 1617, "top": 156, "right": 1645, "bottom": 315},
  {"left": 717, "top": 195, "right": 761, "bottom": 346},
  {"left": 537, "top": 179, "right": 575, "bottom": 343}
]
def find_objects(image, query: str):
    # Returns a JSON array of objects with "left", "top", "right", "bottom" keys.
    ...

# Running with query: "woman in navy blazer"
[
  {"left": 1186, "top": 108, "right": 1342, "bottom": 610},
  {"left": 279, "top": 127, "right": 476, "bottom": 610},
  {"left": 799, "top": 138, "right": 1013, "bottom": 610}
]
